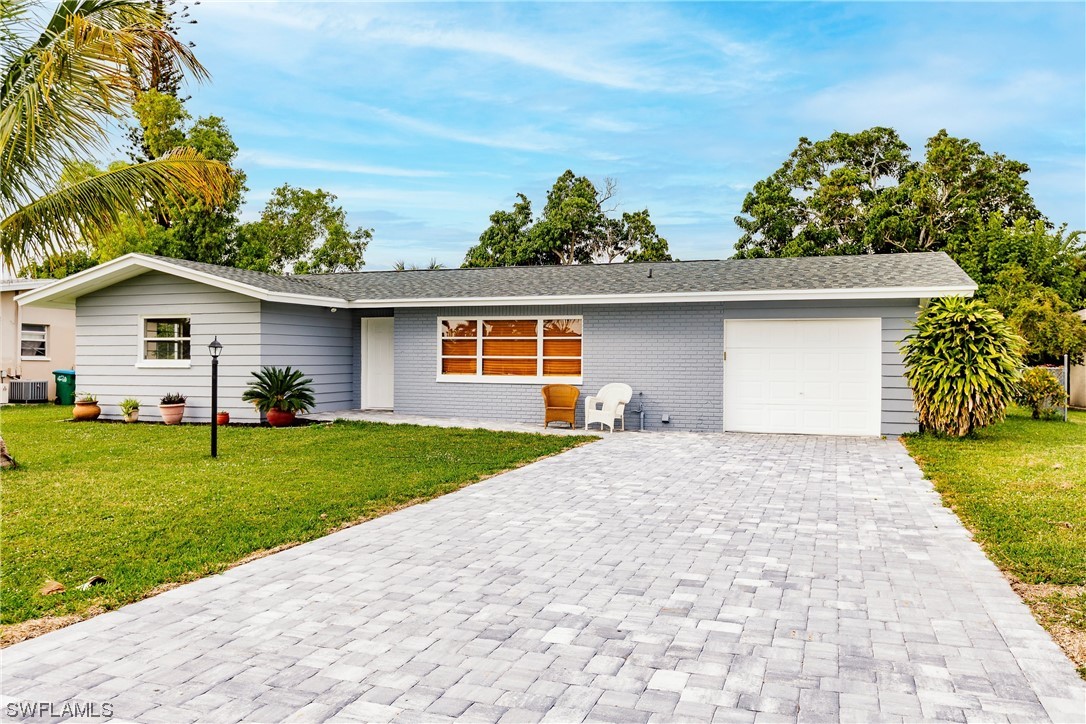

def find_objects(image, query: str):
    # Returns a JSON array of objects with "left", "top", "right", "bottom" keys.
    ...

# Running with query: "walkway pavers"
[
  {"left": 2, "top": 433, "right": 1084, "bottom": 723},
  {"left": 301, "top": 409, "right": 603, "bottom": 437}
]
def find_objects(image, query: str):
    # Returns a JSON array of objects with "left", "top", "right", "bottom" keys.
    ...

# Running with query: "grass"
[
  {"left": 0, "top": 405, "right": 592, "bottom": 634},
  {"left": 903, "top": 405, "right": 1086, "bottom": 676}
]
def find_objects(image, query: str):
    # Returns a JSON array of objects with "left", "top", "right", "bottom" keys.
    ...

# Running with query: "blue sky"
[{"left": 182, "top": 1, "right": 1086, "bottom": 269}]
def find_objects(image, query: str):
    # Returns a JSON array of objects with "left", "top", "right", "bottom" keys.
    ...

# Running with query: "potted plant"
[
  {"left": 119, "top": 398, "right": 141, "bottom": 423},
  {"left": 242, "top": 366, "right": 315, "bottom": 427},
  {"left": 216, "top": 410, "right": 230, "bottom": 425},
  {"left": 159, "top": 392, "right": 187, "bottom": 425},
  {"left": 73, "top": 392, "right": 101, "bottom": 421}
]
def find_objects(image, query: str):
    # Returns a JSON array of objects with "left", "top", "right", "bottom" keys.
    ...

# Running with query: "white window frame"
[
  {"left": 136, "top": 315, "right": 192, "bottom": 369},
  {"left": 20, "top": 323, "right": 49, "bottom": 360},
  {"left": 436, "top": 315, "right": 583, "bottom": 385}
]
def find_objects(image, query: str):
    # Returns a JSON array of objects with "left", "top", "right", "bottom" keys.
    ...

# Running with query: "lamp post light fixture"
[{"left": 208, "top": 336, "right": 223, "bottom": 458}]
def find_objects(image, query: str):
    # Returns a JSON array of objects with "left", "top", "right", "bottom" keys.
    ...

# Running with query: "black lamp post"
[{"left": 208, "top": 337, "right": 222, "bottom": 457}]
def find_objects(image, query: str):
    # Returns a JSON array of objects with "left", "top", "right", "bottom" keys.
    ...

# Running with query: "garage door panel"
[
  {"left": 769, "top": 352, "right": 796, "bottom": 371},
  {"left": 838, "top": 381, "right": 871, "bottom": 401},
  {"left": 802, "top": 409, "right": 833, "bottom": 430},
  {"left": 725, "top": 319, "right": 882, "bottom": 436},
  {"left": 804, "top": 352, "right": 832, "bottom": 372},
  {"left": 802, "top": 381, "right": 833, "bottom": 402},
  {"left": 768, "top": 381, "right": 798, "bottom": 401}
]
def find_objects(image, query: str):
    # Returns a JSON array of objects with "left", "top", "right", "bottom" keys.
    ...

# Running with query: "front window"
[
  {"left": 439, "top": 317, "right": 582, "bottom": 381},
  {"left": 20, "top": 324, "right": 47, "bottom": 358},
  {"left": 142, "top": 318, "right": 191, "bottom": 361}
]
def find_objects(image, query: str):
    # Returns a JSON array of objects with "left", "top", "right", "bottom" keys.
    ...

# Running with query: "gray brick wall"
[{"left": 392, "top": 300, "right": 921, "bottom": 435}]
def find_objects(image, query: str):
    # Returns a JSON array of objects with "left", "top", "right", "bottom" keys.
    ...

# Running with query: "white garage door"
[{"left": 724, "top": 319, "right": 882, "bottom": 436}]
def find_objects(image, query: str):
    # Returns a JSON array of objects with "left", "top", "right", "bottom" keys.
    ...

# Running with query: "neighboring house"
[
  {"left": 1071, "top": 309, "right": 1086, "bottom": 409},
  {"left": 17, "top": 252, "right": 976, "bottom": 435},
  {"left": 2, "top": 279, "right": 75, "bottom": 402}
]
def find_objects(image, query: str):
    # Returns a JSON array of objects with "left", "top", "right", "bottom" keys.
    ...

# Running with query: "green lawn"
[
  {"left": 0, "top": 405, "right": 592, "bottom": 630},
  {"left": 903, "top": 406, "right": 1085, "bottom": 585},
  {"left": 903, "top": 406, "right": 1086, "bottom": 676}
]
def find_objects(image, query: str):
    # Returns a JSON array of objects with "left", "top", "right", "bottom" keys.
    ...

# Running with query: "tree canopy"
[
  {"left": 234, "top": 185, "right": 371, "bottom": 275},
  {"left": 734, "top": 127, "right": 1085, "bottom": 363},
  {"left": 0, "top": 0, "right": 234, "bottom": 270},
  {"left": 20, "top": 74, "right": 369, "bottom": 276},
  {"left": 463, "top": 170, "right": 673, "bottom": 267},
  {"left": 734, "top": 128, "right": 1042, "bottom": 258}
]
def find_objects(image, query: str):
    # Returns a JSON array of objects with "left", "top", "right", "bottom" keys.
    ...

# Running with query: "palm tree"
[
  {"left": 0, "top": 0, "right": 234, "bottom": 466},
  {"left": 393, "top": 258, "right": 445, "bottom": 271},
  {"left": 0, "top": 0, "right": 234, "bottom": 268}
]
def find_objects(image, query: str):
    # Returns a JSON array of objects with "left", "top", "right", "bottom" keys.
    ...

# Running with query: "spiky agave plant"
[
  {"left": 902, "top": 296, "right": 1025, "bottom": 437},
  {"left": 242, "top": 366, "right": 316, "bottom": 414}
]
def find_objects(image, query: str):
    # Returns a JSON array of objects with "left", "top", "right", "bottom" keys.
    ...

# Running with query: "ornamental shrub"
[
  {"left": 902, "top": 297, "right": 1025, "bottom": 437},
  {"left": 1014, "top": 367, "right": 1068, "bottom": 419},
  {"left": 242, "top": 366, "right": 316, "bottom": 414}
]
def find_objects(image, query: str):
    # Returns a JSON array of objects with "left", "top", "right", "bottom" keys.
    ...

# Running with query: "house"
[
  {"left": 16, "top": 252, "right": 976, "bottom": 435},
  {"left": 1071, "top": 309, "right": 1086, "bottom": 409},
  {"left": 1, "top": 279, "right": 76, "bottom": 402}
]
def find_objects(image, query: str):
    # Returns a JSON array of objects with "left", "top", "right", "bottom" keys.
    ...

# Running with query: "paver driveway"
[{"left": 3, "top": 433, "right": 1084, "bottom": 723}]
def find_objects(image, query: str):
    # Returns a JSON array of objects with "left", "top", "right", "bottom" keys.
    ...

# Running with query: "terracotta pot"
[
  {"left": 123, "top": 410, "right": 140, "bottom": 423},
  {"left": 216, "top": 412, "right": 230, "bottom": 425},
  {"left": 265, "top": 408, "right": 295, "bottom": 427},
  {"left": 73, "top": 401, "right": 101, "bottom": 421},
  {"left": 159, "top": 403, "right": 186, "bottom": 425}
]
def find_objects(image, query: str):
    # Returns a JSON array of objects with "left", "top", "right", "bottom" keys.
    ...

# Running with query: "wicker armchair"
[
  {"left": 585, "top": 383, "right": 632, "bottom": 432},
  {"left": 542, "top": 384, "right": 579, "bottom": 428}
]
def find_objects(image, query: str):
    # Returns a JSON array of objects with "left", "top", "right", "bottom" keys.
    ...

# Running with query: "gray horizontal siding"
[
  {"left": 881, "top": 311, "right": 919, "bottom": 436},
  {"left": 75, "top": 272, "right": 261, "bottom": 423},
  {"left": 260, "top": 303, "right": 355, "bottom": 413},
  {"left": 393, "top": 299, "right": 922, "bottom": 435}
]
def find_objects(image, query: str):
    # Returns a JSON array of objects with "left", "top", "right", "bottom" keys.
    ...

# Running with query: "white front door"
[
  {"left": 362, "top": 318, "right": 394, "bottom": 410},
  {"left": 724, "top": 318, "right": 882, "bottom": 436}
]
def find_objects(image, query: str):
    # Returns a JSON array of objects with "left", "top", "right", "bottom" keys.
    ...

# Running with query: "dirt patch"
[
  {"left": 0, "top": 606, "right": 106, "bottom": 647},
  {"left": 1010, "top": 577, "right": 1086, "bottom": 676}
]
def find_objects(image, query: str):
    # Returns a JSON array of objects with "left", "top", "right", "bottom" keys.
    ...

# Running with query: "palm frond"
[
  {"left": 1, "top": 0, "right": 208, "bottom": 210},
  {"left": 1, "top": 147, "right": 233, "bottom": 265}
]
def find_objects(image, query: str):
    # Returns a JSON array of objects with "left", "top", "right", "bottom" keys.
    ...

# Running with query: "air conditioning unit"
[{"left": 8, "top": 380, "right": 48, "bottom": 403}]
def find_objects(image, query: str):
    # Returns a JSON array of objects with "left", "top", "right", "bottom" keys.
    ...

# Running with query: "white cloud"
[
  {"left": 799, "top": 69, "right": 1076, "bottom": 138},
  {"left": 359, "top": 106, "right": 572, "bottom": 153},
  {"left": 239, "top": 150, "right": 448, "bottom": 178}
]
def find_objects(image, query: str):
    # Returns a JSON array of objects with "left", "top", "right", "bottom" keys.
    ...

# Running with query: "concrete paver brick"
[{"left": 1, "top": 433, "right": 1083, "bottom": 723}]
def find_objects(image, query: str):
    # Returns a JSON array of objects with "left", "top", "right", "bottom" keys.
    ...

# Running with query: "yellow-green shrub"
[
  {"left": 1015, "top": 367, "right": 1068, "bottom": 419},
  {"left": 902, "top": 297, "right": 1025, "bottom": 437}
]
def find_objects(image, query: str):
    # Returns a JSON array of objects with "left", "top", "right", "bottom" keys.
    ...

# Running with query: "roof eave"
[
  {"left": 341, "top": 284, "right": 977, "bottom": 308},
  {"left": 15, "top": 254, "right": 347, "bottom": 309}
]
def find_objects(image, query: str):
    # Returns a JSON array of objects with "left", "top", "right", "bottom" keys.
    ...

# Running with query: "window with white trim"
[
  {"left": 142, "top": 318, "right": 191, "bottom": 361},
  {"left": 439, "top": 317, "right": 583, "bottom": 381},
  {"left": 20, "top": 324, "right": 48, "bottom": 358}
]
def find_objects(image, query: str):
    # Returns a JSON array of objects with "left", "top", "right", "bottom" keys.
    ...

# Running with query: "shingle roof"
[
  {"left": 147, "top": 251, "right": 975, "bottom": 303},
  {"left": 158, "top": 257, "right": 345, "bottom": 298},
  {"left": 300, "top": 252, "right": 975, "bottom": 300}
]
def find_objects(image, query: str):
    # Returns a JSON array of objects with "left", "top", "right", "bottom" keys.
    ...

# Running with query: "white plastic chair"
[{"left": 585, "top": 383, "right": 632, "bottom": 432}]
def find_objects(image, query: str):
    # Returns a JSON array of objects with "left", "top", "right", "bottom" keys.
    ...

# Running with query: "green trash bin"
[{"left": 53, "top": 369, "right": 76, "bottom": 405}]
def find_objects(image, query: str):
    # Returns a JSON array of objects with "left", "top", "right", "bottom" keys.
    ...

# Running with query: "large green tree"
[
  {"left": 734, "top": 128, "right": 1042, "bottom": 258},
  {"left": 0, "top": 0, "right": 232, "bottom": 467},
  {"left": 0, "top": 0, "right": 233, "bottom": 271},
  {"left": 29, "top": 90, "right": 249, "bottom": 270},
  {"left": 234, "top": 185, "right": 371, "bottom": 275},
  {"left": 733, "top": 127, "right": 1085, "bottom": 362},
  {"left": 464, "top": 171, "right": 673, "bottom": 267}
]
